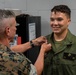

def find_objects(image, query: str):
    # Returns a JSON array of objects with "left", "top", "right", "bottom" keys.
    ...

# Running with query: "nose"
[{"left": 53, "top": 20, "right": 58, "bottom": 25}]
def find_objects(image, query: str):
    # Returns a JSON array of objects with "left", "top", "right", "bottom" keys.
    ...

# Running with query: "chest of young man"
[{"left": 43, "top": 38, "right": 76, "bottom": 75}]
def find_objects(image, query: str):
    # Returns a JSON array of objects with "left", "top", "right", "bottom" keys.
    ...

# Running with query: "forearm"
[
  {"left": 34, "top": 43, "right": 51, "bottom": 75},
  {"left": 11, "top": 36, "right": 47, "bottom": 53},
  {"left": 34, "top": 49, "right": 45, "bottom": 75},
  {"left": 11, "top": 42, "right": 32, "bottom": 52}
]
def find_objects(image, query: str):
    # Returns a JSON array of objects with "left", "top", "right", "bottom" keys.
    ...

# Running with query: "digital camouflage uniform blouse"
[{"left": 0, "top": 44, "right": 37, "bottom": 75}]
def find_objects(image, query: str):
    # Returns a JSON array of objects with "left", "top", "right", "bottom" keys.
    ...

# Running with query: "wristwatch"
[{"left": 30, "top": 40, "right": 35, "bottom": 47}]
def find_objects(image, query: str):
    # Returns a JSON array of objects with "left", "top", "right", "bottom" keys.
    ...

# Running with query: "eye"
[
  {"left": 50, "top": 18, "right": 54, "bottom": 21},
  {"left": 57, "top": 18, "right": 63, "bottom": 21}
]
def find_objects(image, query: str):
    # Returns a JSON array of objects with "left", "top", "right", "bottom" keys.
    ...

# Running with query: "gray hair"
[
  {"left": 0, "top": 9, "right": 15, "bottom": 20},
  {"left": 0, "top": 9, "right": 15, "bottom": 38}
]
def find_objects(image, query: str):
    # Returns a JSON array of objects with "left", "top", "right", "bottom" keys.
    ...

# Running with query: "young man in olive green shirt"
[{"left": 43, "top": 5, "right": 76, "bottom": 75}]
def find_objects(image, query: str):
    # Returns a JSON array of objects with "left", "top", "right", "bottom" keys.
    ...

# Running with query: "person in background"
[
  {"left": 42, "top": 5, "right": 76, "bottom": 75},
  {"left": 0, "top": 9, "right": 51, "bottom": 75}
]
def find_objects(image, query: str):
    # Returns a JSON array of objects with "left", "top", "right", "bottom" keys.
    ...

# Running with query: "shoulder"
[
  {"left": 68, "top": 30, "right": 76, "bottom": 41},
  {"left": 0, "top": 45, "right": 31, "bottom": 74},
  {"left": 70, "top": 33, "right": 76, "bottom": 42},
  {"left": 45, "top": 33, "right": 52, "bottom": 40},
  {"left": 45, "top": 33, "right": 53, "bottom": 43}
]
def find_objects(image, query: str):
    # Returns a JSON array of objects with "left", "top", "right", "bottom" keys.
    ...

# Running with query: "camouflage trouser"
[{"left": 29, "top": 64, "right": 37, "bottom": 75}]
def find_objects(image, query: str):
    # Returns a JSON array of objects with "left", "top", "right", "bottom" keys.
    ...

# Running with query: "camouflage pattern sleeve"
[
  {"left": 29, "top": 64, "right": 37, "bottom": 75},
  {"left": 0, "top": 44, "right": 32, "bottom": 75}
]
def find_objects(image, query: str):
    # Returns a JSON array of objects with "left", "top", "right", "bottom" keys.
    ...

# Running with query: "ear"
[
  {"left": 5, "top": 26, "right": 10, "bottom": 36},
  {"left": 68, "top": 19, "right": 71, "bottom": 26}
]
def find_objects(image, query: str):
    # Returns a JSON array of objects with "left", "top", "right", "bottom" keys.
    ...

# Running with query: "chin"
[
  {"left": 53, "top": 30, "right": 59, "bottom": 32},
  {"left": 54, "top": 31, "right": 60, "bottom": 34}
]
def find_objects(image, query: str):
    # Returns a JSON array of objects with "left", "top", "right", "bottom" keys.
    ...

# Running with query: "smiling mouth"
[
  {"left": 52, "top": 27, "right": 61, "bottom": 31},
  {"left": 52, "top": 27, "right": 60, "bottom": 29}
]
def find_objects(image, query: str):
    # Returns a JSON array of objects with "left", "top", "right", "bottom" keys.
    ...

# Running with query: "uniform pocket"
[{"left": 58, "top": 52, "right": 76, "bottom": 75}]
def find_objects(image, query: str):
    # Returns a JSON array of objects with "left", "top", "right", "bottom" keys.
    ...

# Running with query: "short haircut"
[
  {"left": 51, "top": 5, "right": 71, "bottom": 18},
  {"left": 0, "top": 9, "right": 15, "bottom": 19},
  {"left": 0, "top": 9, "right": 15, "bottom": 38}
]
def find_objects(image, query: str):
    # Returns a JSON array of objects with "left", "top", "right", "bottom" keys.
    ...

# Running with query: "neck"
[
  {"left": 0, "top": 38, "right": 10, "bottom": 47},
  {"left": 54, "top": 30, "right": 68, "bottom": 41}
]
